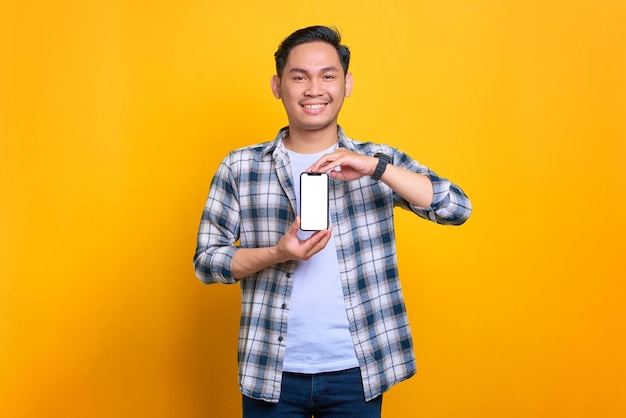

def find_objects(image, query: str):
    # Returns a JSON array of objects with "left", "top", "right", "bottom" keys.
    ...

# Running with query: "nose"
[{"left": 305, "top": 78, "right": 323, "bottom": 96}]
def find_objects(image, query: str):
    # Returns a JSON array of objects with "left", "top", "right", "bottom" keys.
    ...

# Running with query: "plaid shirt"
[{"left": 193, "top": 127, "right": 472, "bottom": 402}]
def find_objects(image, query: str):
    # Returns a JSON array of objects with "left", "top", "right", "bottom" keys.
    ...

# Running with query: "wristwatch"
[{"left": 371, "top": 152, "right": 391, "bottom": 181}]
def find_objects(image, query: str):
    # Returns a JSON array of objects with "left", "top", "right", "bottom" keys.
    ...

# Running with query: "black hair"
[{"left": 274, "top": 26, "right": 350, "bottom": 78}]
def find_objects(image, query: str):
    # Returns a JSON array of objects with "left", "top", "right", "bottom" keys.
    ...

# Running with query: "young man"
[{"left": 194, "top": 26, "right": 472, "bottom": 418}]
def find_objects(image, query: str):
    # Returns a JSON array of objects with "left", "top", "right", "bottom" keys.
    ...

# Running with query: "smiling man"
[
  {"left": 271, "top": 40, "right": 353, "bottom": 153},
  {"left": 193, "top": 26, "right": 472, "bottom": 418}
]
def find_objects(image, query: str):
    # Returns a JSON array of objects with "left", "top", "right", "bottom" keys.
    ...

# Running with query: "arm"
[
  {"left": 231, "top": 217, "right": 331, "bottom": 280},
  {"left": 375, "top": 162, "right": 434, "bottom": 208},
  {"left": 194, "top": 158, "right": 332, "bottom": 284},
  {"left": 307, "top": 148, "right": 433, "bottom": 206},
  {"left": 193, "top": 160, "right": 241, "bottom": 284},
  {"left": 196, "top": 215, "right": 332, "bottom": 283},
  {"left": 307, "top": 147, "right": 471, "bottom": 225}
]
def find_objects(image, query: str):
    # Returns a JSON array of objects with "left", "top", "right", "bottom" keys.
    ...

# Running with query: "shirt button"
[
  {"left": 278, "top": 336, "right": 283, "bottom": 342},
  {"left": 286, "top": 273, "right": 291, "bottom": 278},
  {"left": 281, "top": 303, "right": 287, "bottom": 309}
]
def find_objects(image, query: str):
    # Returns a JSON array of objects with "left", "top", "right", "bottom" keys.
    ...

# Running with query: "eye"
[
  {"left": 323, "top": 74, "right": 336, "bottom": 80},
  {"left": 292, "top": 76, "right": 306, "bottom": 81}
]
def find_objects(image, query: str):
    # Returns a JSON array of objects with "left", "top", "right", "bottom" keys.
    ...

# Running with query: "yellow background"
[{"left": 1, "top": 1, "right": 625, "bottom": 417}]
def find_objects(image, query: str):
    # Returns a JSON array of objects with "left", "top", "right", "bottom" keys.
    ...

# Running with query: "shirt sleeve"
[
  {"left": 193, "top": 156, "right": 241, "bottom": 284},
  {"left": 392, "top": 150, "right": 473, "bottom": 226}
]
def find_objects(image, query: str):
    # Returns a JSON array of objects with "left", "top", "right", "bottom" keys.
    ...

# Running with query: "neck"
[{"left": 283, "top": 125, "right": 339, "bottom": 154}]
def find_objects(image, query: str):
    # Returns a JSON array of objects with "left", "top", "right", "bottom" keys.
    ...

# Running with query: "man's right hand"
[
  {"left": 231, "top": 217, "right": 331, "bottom": 280},
  {"left": 275, "top": 217, "right": 332, "bottom": 263}
]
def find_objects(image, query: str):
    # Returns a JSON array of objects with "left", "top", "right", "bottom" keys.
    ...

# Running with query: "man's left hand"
[{"left": 307, "top": 149, "right": 378, "bottom": 182}]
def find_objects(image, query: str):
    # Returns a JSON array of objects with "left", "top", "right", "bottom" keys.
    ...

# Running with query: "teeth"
[{"left": 303, "top": 104, "right": 326, "bottom": 109}]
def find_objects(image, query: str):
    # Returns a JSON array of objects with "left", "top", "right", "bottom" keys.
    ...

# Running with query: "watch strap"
[{"left": 372, "top": 152, "right": 391, "bottom": 181}]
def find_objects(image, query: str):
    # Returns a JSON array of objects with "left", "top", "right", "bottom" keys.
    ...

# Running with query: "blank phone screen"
[{"left": 300, "top": 172, "right": 329, "bottom": 231}]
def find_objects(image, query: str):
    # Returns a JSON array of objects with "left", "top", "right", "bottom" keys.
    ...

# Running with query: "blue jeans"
[{"left": 242, "top": 367, "right": 383, "bottom": 418}]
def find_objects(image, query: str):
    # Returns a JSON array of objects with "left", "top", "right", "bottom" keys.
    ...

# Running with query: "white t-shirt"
[{"left": 282, "top": 147, "right": 359, "bottom": 373}]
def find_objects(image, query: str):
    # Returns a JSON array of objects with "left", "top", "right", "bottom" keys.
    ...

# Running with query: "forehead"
[{"left": 284, "top": 41, "right": 342, "bottom": 71}]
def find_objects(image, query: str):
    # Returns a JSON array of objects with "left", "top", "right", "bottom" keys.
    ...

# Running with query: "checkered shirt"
[{"left": 193, "top": 126, "right": 472, "bottom": 402}]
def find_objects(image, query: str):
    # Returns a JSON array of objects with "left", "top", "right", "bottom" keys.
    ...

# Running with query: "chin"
[{"left": 299, "top": 119, "right": 337, "bottom": 132}]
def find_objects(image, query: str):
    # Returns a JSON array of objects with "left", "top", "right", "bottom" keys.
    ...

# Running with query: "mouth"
[{"left": 301, "top": 103, "right": 328, "bottom": 112}]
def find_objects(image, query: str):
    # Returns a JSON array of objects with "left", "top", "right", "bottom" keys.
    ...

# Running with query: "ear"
[
  {"left": 271, "top": 75, "right": 281, "bottom": 99},
  {"left": 345, "top": 72, "right": 354, "bottom": 97}
]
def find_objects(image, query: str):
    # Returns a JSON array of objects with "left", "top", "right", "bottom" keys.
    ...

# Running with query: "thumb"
[{"left": 290, "top": 216, "right": 301, "bottom": 234}]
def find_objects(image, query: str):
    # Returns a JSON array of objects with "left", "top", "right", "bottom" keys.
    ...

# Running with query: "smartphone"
[{"left": 300, "top": 172, "right": 329, "bottom": 231}]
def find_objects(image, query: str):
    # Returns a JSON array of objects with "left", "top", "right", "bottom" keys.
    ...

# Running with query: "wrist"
[
  {"left": 371, "top": 152, "right": 391, "bottom": 181},
  {"left": 270, "top": 245, "right": 285, "bottom": 264}
]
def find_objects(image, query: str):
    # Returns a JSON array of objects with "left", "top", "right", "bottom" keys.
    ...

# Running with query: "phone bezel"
[{"left": 299, "top": 172, "right": 329, "bottom": 231}]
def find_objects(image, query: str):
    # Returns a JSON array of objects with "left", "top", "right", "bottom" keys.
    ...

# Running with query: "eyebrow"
[{"left": 288, "top": 66, "right": 340, "bottom": 75}]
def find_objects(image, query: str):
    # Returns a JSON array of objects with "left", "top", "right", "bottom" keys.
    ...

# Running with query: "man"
[{"left": 194, "top": 25, "right": 472, "bottom": 418}]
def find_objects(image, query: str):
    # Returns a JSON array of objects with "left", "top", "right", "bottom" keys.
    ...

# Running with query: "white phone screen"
[{"left": 300, "top": 172, "right": 329, "bottom": 231}]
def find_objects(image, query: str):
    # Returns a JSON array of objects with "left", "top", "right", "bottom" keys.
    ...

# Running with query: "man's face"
[{"left": 271, "top": 41, "right": 353, "bottom": 134}]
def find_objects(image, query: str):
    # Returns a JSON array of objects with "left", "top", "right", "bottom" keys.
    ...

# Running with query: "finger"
[
  {"left": 292, "top": 216, "right": 301, "bottom": 231},
  {"left": 302, "top": 228, "right": 332, "bottom": 258},
  {"left": 309, "top": 152, "right": 340, "bottom": 172},
  {"left": 328, "top": 170, "right": 345, "bottom": 181},
  {"left": 280, "top": 218, "right": 301, "bottom": 248},
  {"left": 286, "top": 216, "right": 301, "bottom": 236},
  {"left": 310, "top": 157, "right": 341, "bottom": 173}
]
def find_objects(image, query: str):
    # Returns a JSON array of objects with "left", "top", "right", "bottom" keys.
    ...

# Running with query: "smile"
[{"left": 301, "top": 104, "right": 327, "bottom": 110}]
